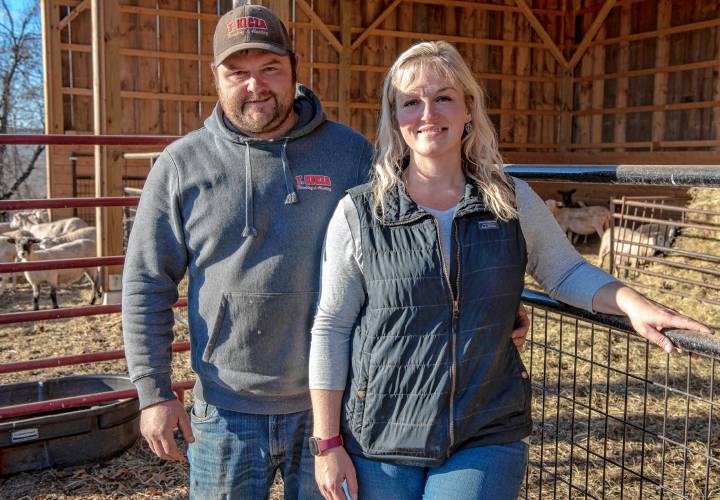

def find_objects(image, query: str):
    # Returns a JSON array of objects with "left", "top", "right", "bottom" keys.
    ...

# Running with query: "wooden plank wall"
[
  {"left": 47, "top": 0, "right": 226, "bottom": 209},
  {"left": 570, "top": 0, "right": 720, "bottom": 153},
  {"left": 44, "top": 0, "right": 720, "bottom": 205}
]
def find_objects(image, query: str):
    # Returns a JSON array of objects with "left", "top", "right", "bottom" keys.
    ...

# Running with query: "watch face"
[{"left": 308, "top": 437, "right": 321, "bottom": 456}]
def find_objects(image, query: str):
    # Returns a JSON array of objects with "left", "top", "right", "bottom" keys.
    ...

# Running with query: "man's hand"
[
  {"left": 315, "top": 446, "right": 358, "bottom": 500},
  {"left": 512, "top": 303, "right": 530, "bottom": 352},
  {"left": 140, "top": 399, "right": 195, "bottom": 461}
]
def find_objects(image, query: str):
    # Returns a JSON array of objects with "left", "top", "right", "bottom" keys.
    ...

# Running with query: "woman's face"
[{"left": 395, "top": 71, "right": 470, "bottom": 166}]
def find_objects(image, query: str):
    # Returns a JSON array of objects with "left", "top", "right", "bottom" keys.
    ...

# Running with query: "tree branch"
[{"left": 1, "top": 144, "right": 44, "bottom": 200}]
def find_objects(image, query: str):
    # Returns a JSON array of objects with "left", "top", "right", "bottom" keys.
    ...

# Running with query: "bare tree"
[{"left": 0, "top": 0, "right": 44, "bottom": 204}]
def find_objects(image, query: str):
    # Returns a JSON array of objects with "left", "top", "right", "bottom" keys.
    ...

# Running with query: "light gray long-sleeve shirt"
[{"left": 309, "top": 177, "right": 618, "bottom": 390}]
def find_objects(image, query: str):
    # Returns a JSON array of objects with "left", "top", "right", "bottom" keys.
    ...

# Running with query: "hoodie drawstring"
[
  {"left": 242, "top": 143, "right": 257, "bottom": 238},
  {"left": 281, "top": 140, "right": 298, "bottom": 205}
]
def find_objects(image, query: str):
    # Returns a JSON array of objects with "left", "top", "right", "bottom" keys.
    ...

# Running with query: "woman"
[{"left": 308, "top": 41, "right": 711, "bottom": 500}]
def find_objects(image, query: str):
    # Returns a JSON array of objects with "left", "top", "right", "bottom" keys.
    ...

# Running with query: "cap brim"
[{"left": 214, "top": 43, "right": 289, "bottom": 66}]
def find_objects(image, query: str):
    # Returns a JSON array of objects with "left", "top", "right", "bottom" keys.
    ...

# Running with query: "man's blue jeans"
[
  {"left": 351, "top": 440, "right": 528, "bottom": 500},
  {"left": 187, "top": 399, "right": 322, "bottom": 500}
]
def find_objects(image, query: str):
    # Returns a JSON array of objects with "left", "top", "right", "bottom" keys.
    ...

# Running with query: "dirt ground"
[{"left": 0, "top": 190, "right": 718, "bottom": 499}]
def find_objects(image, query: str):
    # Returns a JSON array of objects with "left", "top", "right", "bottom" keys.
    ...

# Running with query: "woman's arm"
[
  {"left": 310, "top": 197, "right": 366, "bottom": 500},
  {"left": 592, "top": 281, "right": 713, "bottom": 353},
  {"left": 310, "top": 390, "right": 358, "bottom": 500},
  {"left": 514, "top": 179, "right": 713, "bottom": 352}
]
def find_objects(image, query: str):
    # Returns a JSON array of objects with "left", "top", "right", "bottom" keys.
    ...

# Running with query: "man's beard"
[{"left": 219, "top": 87, "right": 294, "bottom": 135}]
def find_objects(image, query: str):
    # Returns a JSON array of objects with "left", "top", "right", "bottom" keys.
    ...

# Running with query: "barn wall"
[{"left": 42, "top": 0, "right": 720, "bottom": 205}]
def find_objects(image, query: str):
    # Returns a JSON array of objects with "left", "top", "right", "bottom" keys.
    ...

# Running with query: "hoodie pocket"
[{"left": 201, "top": 292, "right": 318, "bottom": 395}]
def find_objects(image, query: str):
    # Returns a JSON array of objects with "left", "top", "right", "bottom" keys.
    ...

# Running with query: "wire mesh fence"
[{"left": 521, "top": 298, "right": 720, "bottom": 499}]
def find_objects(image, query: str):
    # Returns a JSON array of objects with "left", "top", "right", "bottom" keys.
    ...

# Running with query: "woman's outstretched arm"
[{"left": 592, "top": 281, "right": 713, "bottom": 353}]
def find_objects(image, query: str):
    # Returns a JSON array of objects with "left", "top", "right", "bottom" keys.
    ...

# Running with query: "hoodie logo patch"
[
  {"left": 478, "top": 221, "right": 499, "bottom": 230},
  {"left": 296, "top": 175, "right": 333, "bottom": 192}
]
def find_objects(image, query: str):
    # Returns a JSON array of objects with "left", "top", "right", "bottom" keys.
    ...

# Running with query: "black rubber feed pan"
[{"left": 0, "top": 374, "right": 140, "bottom": 476}]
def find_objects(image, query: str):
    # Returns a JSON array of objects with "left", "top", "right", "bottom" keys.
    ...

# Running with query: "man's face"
[{"left": 213, "top": 49, "right": 296, "bottom": 138}]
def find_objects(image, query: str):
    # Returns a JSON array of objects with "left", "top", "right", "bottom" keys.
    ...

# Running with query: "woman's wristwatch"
[{"left": 308, "top": 435, "right": 344, "bottom": 456}]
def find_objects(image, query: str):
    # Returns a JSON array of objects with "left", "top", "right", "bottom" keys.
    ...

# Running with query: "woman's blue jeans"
[
  {"left": 187, "top": 399, "right": 322, "bottom": 500},
  {"left": 351, "top": 441, "right": 528, "bottom": 500}
]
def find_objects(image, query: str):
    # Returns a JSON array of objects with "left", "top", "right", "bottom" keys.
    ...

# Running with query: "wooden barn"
[{"left": 40, "top": 0, "right": 720, "bottom": 267}]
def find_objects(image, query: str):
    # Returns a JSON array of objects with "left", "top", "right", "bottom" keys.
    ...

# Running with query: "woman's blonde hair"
[{"left": 372, "top": 41, "right": 517, "bottom": 220}]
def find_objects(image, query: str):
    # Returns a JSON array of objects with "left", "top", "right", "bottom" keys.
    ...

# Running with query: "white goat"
[
  {"left": 39, "top": 227, "right": 96, "bottom": 249},
  {"left": 0, "top": 237, "right": 16, "bottom": 295},
  {"left": 597, "top": 224, "right": 677, "bottom": 274},
  {"left": 9, "top": 236, "right": 100, "bottom": 310},
  {"left": 546, "top": 199, "right": 610, "bottom": 243},
  {"left": 10, "top": 210, "right": 48, "bottom": 229},
  {"left": 22, "top": 217, "right": 88, "bottom": 240}
]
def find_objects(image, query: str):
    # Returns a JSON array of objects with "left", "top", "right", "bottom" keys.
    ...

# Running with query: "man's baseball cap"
[{"left": 214, "top": 4, "right": 291, "bottom": 67}]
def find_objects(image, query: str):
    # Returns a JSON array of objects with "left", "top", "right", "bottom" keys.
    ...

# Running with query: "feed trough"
[{"left": 0, "top": 374, "right": 140, "bottom": 476}]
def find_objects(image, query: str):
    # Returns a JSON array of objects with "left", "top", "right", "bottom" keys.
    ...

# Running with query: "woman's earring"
[{"left": 464, "top": 122, "right": 473, "bottom": 134}]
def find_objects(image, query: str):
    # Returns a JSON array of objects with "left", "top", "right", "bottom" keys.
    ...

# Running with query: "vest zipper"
[{"left": 431, "top": 216, "right": 460, "bottom": 457}]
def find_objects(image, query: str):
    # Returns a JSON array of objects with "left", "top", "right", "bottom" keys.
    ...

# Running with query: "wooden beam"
[
  {"left": 91, "top": 0, "right": 124, "bottom": 294},
  {"left": 120, "top": 4, "right": 219, "bottom": 22},
  {"left": 614, "top": 2, "right": 630, "bottom": 151},
  {"left": 57, "top": 0, "right": 89, "bottom": 30},
  {"left": 652, "top": 0, "right": 671, "bottom": 147},
  {"left": 567, "top": 0, "right": 616, "bottom": 70},
  {"left": 585, "top": 17, "right": 720, "bottom": 49},
  {"left": 499, "top": 0, "right": 516, "bottom": 144},
  {"left": 338, "top": 0, "right": 352, "bottom": 125},
  {"left": 715, "top": 9, "right": 720, "bottom": 152},
  {"left": 575, "top": 59, "right": 720, "bottom": 83},
  {"left": 559, "top": 70, "right": 573, "bottom": 151},
  {"left": 41, "top": 0, "right": 64, "bottom": 206},
  {"left": 295, "top": 0, "right": 342, "bottom": 53},
  {"left": 571, "top": 100, "right": 720, "bottom": 116},
  {"left": 514, "top": 0, "right": 568, "bottom": 69},
  {"left": 351, "top": 0, "right": 402, "bottom": 51},
  {"left": 590, "top": 22, "right": 605, "bottom": 148}
]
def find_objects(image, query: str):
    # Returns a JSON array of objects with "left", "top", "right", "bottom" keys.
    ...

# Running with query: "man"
[{"left": 122, "top": 4, "right": 529, "bottom": 499}]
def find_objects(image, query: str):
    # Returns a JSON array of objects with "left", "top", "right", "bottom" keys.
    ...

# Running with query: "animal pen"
[{"left": 1, "top": 0, "right": 720, "bottom": 497}]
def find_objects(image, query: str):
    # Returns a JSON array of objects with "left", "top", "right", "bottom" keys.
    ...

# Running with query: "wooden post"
[
  {"left": 614, "top": 3, "right": 630, "bottom": 151},
  {"left": 559, "top": 70, "right": 574, "bottom": 151},
  {"left": 500, "top": 0, "right": 516, "bottom": 144},
  {"left": 41, "top": 0, "right": 63, "bottom": 207},
  {"left": 714, "top": 5, "right": 720, "bottom": 151},
  {"left": 652, "top": 0, "right": 671, "bottom": 148},
  {"left": 591, "top": 22, "right": 605, "bottom": 149},
  {"left": 338, "top": 0, "right": 352, "bottom": 125},
  {"left": 577, "top": 1, "right": 593, "bottom": 146},
  {"left": 514, "top": 1, "right": 531, "bottom": 149},
  {"left": 261, "top": 0, "right": 290, "bottom": 26},
  {"left": 91, "top": 0, "right": 123, "bottom": 300}
]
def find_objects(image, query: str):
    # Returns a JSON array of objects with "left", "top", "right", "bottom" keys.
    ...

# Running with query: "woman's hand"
[
  {"left": 512, "top": 303, "right": 530, "bottom": 352},
  {"left": 594, "top": 282, "right": 713, "bottom": 354},
  {"left": 315, "top": 446, "right": 358, "bottom": 500}
]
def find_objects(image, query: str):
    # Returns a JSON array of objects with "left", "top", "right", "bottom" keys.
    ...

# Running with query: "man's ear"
[{"left": 211, "top": 63, "right": 218, "bottom": 81}]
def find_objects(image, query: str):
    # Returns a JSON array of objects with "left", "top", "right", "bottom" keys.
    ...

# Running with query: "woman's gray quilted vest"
[{"left": 341, "top": 181, "right": 532, "bottom": 467}]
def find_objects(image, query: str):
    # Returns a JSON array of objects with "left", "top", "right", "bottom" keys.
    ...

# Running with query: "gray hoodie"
[{"left": 122, "top": 85, "right": 373, "bottom": 414}]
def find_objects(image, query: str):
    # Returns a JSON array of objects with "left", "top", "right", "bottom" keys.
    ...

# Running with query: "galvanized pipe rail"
[{"left": 521, "top": 290, "right": 720, "bottom": 357}]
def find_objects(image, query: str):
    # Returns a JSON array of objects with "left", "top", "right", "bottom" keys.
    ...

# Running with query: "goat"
[
  {"left": 10, "top": 210, "right": 48, "bottom": 229},
  {"left": 556, "top": 189, "right": 587, "bottom": 208},
  {"left": 0, "top": 237, "right": 16, "bottom": 295},
  {"left": 597, "top": 224, "right": 678, "bottom": 274},
  {"left": 20, "top": 217, "right": 88, "bottom": 240},
  {"left": 39, "top": 227, "right": 96, "bottom": 249},
  {"left": 546, "top": 199, "right": 610, "bottom": 243},
  {"left": 9, "top": 236, "right": 100, "bottom": 310}
]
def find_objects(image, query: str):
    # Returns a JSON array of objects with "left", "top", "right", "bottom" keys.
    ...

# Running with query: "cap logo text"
[{"left": 227, "top": 16, "right": 269, "bottom": 36}]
